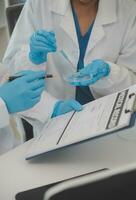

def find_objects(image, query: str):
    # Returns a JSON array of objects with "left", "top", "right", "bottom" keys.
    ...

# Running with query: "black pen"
[{"left": 8, "top": 74, "right": 53, "bottom": 82}]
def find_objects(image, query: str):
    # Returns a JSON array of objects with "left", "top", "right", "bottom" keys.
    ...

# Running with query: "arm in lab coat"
[
  {"left": 0, "top": 98, "right": 10, "bottom": 129},
  {"left": 3, "top": 0, "right": 41, "bottom": 71},
  {"left": 0, "top": 98, "right": 18, "bottom": 154},
  {"left": 3, "top": 0, "right": 58, "bottom": 134},
  {"left": 91, "top": 61, "right": 136, "bottom": 97},
  {"left": 18, "top": 91, "right": 58, "bottom": 137},
  {"left": 92, "top": 10, "right": 136, "bottom": 96}
]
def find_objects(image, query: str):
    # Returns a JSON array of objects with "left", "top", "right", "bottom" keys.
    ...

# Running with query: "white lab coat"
[
  {"left": 0, "top": 98, "right": 16, "bottom": 155},
  {"left": 3, "top": 0, "right": 136, "bottom": 136},
  {"left": 0, "top": 62, "right": 17, "bottom": 155}
]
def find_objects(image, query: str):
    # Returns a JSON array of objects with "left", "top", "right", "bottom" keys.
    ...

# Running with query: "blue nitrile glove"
[
  {"left": 29, "top": 30, "right": 57, "bottom": 65},
  {"left": 0, "top": 70, "right": 45, "bottom": 113},
  {"left": 52, "top": 99, "right": 83, "bottom": 118},
  {"left": 69, "top": 59, "right": 110, "bottom": 86}
]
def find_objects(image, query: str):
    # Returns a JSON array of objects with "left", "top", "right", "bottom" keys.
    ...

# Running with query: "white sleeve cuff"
[
  {"left": 18, "top": 91, "right": 58, "bottom": 124},
  {"left": 92, "top": 61, "right": 121, "bottom": 89},
  {"left": 91, "top": 61, "right": 130, "bottom": 96},
  {"left": 0, "top": 98, "right": 10, "bottom": 128}
]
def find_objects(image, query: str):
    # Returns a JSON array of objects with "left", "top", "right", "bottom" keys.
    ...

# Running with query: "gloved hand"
[
  {"left": 52, "top": 99, "right": 83, "bottom": 118},
  {"left": 0, "top": 70, "right": 45, "bottom": 113},
  {"left": 29, "top": 30, "right": 57, "bottom": 65},
  {"left": 69, "top": 59, "right": 110, "bottom": 86}
]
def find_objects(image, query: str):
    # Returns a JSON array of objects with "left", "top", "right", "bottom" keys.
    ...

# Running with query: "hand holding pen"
[{"left": 0, "top": 70, "right": 48, "bottom": 113}]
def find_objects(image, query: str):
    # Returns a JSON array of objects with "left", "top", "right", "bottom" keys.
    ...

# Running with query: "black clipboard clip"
[{"left": 125, "top": 93, "right": 136, "bottom": 114}]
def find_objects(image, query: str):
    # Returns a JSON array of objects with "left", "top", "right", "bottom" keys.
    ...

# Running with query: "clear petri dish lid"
[{"left": 63, "top": 72, "right": 92, "bottom": 84}]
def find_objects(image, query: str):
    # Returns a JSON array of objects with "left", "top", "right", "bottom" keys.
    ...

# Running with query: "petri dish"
[{"left": 63, "top": 72, "right": 92, "bottom": 84}]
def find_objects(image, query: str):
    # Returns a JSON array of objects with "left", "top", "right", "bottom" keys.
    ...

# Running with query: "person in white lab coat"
[
  {"left": 3, "top": 0, "right": 136, "bottom": 136},
  {"left": 0, "top": 65, "right": 46, "bottom": 154}
]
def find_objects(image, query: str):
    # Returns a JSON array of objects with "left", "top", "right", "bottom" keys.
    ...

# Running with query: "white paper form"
[
  {"left": 25, "top": 112, "right": 74, "bottom": 157},
  {"left": 58, "top": 95, "right": 116, "bottom": 145},
  {"left": 26, "top": 85, "right": 136, "bottom": 160},
  {"left": 57, "top": 88, "right": 133, "bottom": 145}
]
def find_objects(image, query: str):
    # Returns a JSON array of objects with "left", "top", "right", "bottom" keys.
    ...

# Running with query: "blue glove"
[
  {"left": 29, "top": 30, "right": 57, "bottom": 65},
  {"left": 69, "top": 59, "right": 110, "bottom": 86},
  {"left": 52, "top": 99, "right": 83, "bottom": 118},
  {"left": 0, "top": 70, "right": 45, "bottom": 113}
]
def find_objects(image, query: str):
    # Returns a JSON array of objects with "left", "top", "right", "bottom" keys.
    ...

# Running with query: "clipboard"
[
  {"left": 124, "top": 92, "right": 136, "bottom": 113},
  {"left": 25, "top": 85, "right": 136, "bottom": 160}
]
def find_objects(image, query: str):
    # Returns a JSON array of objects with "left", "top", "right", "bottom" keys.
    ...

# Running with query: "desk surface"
[{"left": 0, "top": 125, "right": 136, "bottom": 200}]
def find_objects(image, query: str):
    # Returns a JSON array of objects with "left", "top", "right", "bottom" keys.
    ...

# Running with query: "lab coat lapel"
[
  {"left": 87, "top": 23, "right": 105, "bottom": 55},
  {"left": 51, "top": 0, "right": 79, "bottom": 69},
  {"left": 60, "top": 8, "right": 78, "bottom": 48},
  {"left": 85, "top": 0, "right": 117, "bottom": 64}
]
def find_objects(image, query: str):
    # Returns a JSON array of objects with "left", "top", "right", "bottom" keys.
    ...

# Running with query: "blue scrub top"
[{"left": 71, "top": 3, "right": 95, "bottom": 105}]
